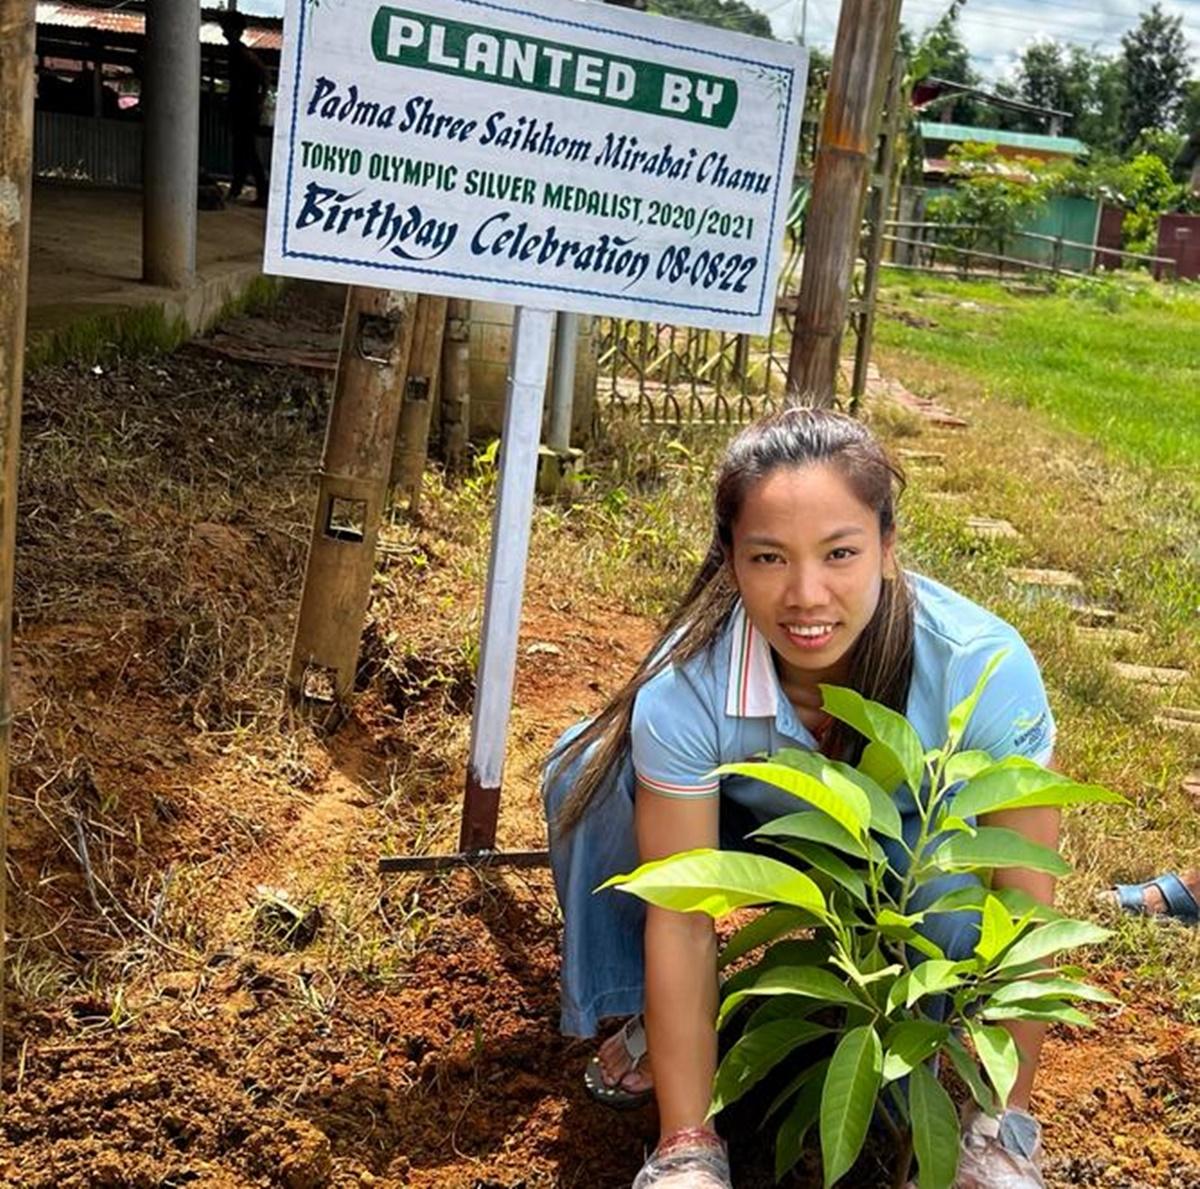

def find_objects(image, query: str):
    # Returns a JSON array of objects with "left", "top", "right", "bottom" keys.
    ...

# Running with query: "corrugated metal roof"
[
  {"left": 35, "top": 3, "right": 282, "bottom": 50},
  {"left": 918, "top": 121, "right": 1088, "bottom": 157}
]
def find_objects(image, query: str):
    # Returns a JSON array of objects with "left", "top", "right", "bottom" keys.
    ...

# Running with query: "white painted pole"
[
  {"left": 548, "top": 311, "right": 578, "bottom": 452},
  {"left": 459, "top": 306, "right": 555, "bottom": 852}
]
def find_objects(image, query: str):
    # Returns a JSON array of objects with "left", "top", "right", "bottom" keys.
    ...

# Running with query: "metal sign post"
[
  {"left": 381, "top": 307, "right": 555, "bottom": 872},
  {"left": 263, "top": 0, "right": 808, "bottom": 873}
]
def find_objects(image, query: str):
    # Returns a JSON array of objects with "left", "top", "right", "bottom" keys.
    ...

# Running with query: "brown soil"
[{"left": 2, "top": 285, "right": 1198, "bottom": 1189}]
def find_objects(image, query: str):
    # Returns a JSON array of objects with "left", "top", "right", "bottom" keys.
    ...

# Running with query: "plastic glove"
[
  {"left": 954, "top": 1107, "right": 1045, "bottom": 1189},
  {"left": 631, "top": 1128, "right": 732, "bottom": 1189}
]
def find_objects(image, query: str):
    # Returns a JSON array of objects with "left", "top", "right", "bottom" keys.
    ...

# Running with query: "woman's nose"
[{"left": 785, "top": 564, "right": 827, "bottom": 608}]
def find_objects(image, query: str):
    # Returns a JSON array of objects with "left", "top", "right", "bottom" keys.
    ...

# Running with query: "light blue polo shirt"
[{"left": 630, "top": 573, "right": 1055, "bottom": 819}]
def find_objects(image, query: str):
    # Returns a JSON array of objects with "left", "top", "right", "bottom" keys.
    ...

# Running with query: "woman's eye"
[
  {"left": 752, "top": 552, "right": 783, "bottom": 564},
  {"left": 828, "top": 548, "right": 858, "bottom": 562}
]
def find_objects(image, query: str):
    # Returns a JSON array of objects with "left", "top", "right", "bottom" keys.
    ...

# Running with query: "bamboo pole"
[
  {"left": 391, "top": 293, "right": 449, "bottom": 512},
  {"left": 785, "top": 0, "right": 901, "bottom": 407},
  {"left": 851, "top": 48, "right": 905, "bottom": 410},
  {"left": 0, "top": 0, "right": 35, "bottom": 1077},
  {"left": 287, "top": 288, "right": 418, "bottom": 709},
  {"left": 439, "top": 299, "right": 471, "bottom": 477}
]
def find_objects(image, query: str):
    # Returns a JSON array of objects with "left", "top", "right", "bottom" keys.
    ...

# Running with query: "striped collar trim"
[{"left": 725, "top": 605, "right": 779, "bottom": 718}]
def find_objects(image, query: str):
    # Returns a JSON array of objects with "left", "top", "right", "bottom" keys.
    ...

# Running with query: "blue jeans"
[{"left": 543, "top": 722, "right": 982, "bottom": 1037}]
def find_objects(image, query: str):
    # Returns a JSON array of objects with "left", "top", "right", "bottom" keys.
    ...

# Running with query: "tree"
[
  {"left": 1075, "top": 54, "right": 1126, "bottom": 156},
  {"left": 1180, "top": 78, "right": 1200, "bottom": 135},
  {"left": 649, "top": 0, "right": 772, "bottom": 39},
  {"left": 916, "top": 4, "right": 980, "bottom": 124},
  {"left": 1119, "top": 2, "right": 1192, "bottom": 149},
  {"left": 1015, "top": 39, "right": 1073, "bottom": 117}
]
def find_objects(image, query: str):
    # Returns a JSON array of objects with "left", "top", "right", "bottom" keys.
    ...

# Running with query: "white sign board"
[{"left": 265, "top": 0, "right": 807, "bottom": 332}]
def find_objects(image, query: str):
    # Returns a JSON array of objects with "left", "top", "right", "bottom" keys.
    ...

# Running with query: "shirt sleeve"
[
  {"left": 630, "top": 663, "right": 721, "bottom": 799},
  {"left": 957, "top": 631, "right": 1056, "bottom": 766}
]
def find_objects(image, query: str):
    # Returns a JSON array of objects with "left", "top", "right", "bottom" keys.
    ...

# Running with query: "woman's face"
[{"left": 729, "top": 463, "right": 893, "bottom": 688}]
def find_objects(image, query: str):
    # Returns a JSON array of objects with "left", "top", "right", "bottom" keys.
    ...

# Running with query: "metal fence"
[
  {"left": 594, "top": 186, "right": 810, "bottom": 428},
  {"left": 34, "top": 108, "right": 273, "bottom": 188}
]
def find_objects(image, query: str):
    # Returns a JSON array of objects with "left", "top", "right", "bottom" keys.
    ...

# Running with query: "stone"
[
  {"left": 1112, "top": 663, "right": 1189, "bottom": 687},
  {"left": 1069, "top": 605, "right": 1118, "bottom": 625},
  {"left": 1075, "top": 626, "right": 1143, "bottom": 649},
  {"left": 536, "top": 444, "right": 585, "bottom": 499},
  {"left": 1156, "top": 709, "right": 1200, "bottom": 732},
  {"left": 966, "top": 516, "right": 1021, "bottom": 541},
  {"left": 1006, "top": 568, "right": 1083, "bottom": 589},
  {"left": 1182, "top": 772, "right": 1200, "bottom": 801}
]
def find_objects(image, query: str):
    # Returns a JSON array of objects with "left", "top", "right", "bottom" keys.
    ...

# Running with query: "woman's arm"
[
  {"left": 636, "top": 784, "right": 721, "bottom": 1139},
  {"left": 982, "top": 802, "right": 1061, "bottom": 1111}
]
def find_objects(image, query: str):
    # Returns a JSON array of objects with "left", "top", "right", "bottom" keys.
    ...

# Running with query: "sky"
[{"left": 233, "top": 0, "right": 1200, "bottom": 84}]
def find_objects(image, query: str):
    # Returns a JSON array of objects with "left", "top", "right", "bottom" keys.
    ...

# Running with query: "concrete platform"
[{"left": 26, "top": 180, "right": 268, "bottom": 352}]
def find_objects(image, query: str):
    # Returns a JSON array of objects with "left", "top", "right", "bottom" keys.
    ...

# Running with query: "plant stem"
[{"left": 892, "top": 1131, "right": 915, "bottom": 1189}]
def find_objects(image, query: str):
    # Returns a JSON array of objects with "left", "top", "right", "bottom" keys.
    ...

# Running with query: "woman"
[{"left": 543, "top": 409, "right": 1058, "bottom": 1188}]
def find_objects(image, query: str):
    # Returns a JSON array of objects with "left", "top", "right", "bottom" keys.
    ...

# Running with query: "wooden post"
[
  {"left": 0, "top": 0, "right": 35, "bottom": 1075},
  {"left": 287, "top": 288, "right": 417, "bottom": 708},
  {"left": 851, "top": 48, "right": 904, "bottom": 409},
  {"left": 459, "top": 307, "right": 554, "bottom": 852},
  {"left": 391, "top": 293, "right": 449, "bottom": 512},
  {"left": 439, "top": 299, "right": 471, "bottom": 477},
  {"left": 785, "top": 0, "right": 900, "bottom": 407}
]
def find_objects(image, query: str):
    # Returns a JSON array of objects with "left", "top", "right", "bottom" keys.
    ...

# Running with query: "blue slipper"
[{"left": 1115, "top": 873, "right": 1200, "bottom": 924}]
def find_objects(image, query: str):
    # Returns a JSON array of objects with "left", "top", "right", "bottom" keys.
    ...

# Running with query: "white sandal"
[{"left": 583, "top": 1015, "right": 652, "bottom": 1109}]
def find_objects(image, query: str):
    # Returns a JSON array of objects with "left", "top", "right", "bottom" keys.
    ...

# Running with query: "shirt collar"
[{"left": 725, "top": 604, "right": 779, "bottom": 718}]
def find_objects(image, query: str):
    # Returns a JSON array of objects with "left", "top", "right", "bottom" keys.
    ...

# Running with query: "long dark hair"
[{"left": 551, "top": 408, "right": 915, "bottom": 835}]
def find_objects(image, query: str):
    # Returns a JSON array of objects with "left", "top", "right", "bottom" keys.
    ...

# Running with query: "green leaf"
[
  {"left": 600, "top": 848, "right": 828, "bottom": 919},
  {"left": 821, "top": 685, "right": 925, "bottom": 795},
  {"left": 718, "top": 965, "right": 864, "bottom": 1029},
  {"left": 776, "top": 749, "right": 903, "bottom": 841},
  {"left": 718, "top": 906, "right": 818, "bottom": 971},
  {"left": 771, "top": 840, "right": 869, "bottom": 905},
  {"left": 887, "top": 960, "right": 968, "bottom": 1013},
  {"left": 749, "top": 810, "right": 879, "bottom": 861},
  {"left": 969, "top": 1022, "right": 1019, "bottom": 1107},
  {"left": 881, "top": 1020, "right": 949, "bottom": 1082},
  {"left": 975, "top": 894, "right": 1020, "bottom": 964},
  {"left": 952, "top": 758, "right": 1126, "bottom": 820},
  {"left": 722, "top": 938, "right": 835, "bottom": 999},
  {"left": 982, "top": 1000, "right": 1094, "bottom": 1026},
  {"left": 820, "top": 1026, "right": 882, "bottom": 1187},
  {"left": 946, "top": 650, "right": 1009, "bottom": 751},
  {"left": 910, "top": 1061, "right": 961, "bottom": 1189},
  {"left": 986, "top": 976, "right": 1118, "bottom": 1007},
  {"left": 860, "top": 741, "right": 909, "bottom": 799},
  {"left": 876, "top": 909, "right": 946, "bottom": 962},
  {"left": 714, "top": 761, "right": 871, "bottom": 840},
  {"left": 921, "top": 884, "right": 1063, "bottom": 922},
  {"left": 774, "top": 1060, "right": 828, "bottom": 1179},
  {"left": 938, "top": 815, "right": 977, "bottom": 835},
  {"left": 746, "top": 994, "right": 821, "bottom": 1035},
  {"left": 710, "top": 1019, "right": 829, "bottom": 1114},
  {"left": 994, "top": 920, "right": 1111, "bottom": 973},
  {"left": 930, "top": 827, "right": 1071, "bottom": 877},
  {"left": 945, "top": 1033, "right": 997, "bottom": 1114},
  {"left": 943, "top": 749, "right": 996, "bottom": 786}
]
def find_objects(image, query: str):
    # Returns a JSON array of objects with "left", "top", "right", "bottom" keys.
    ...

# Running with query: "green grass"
[{"left": 874, "top": 272, "right": 1200, "bottom": 493}]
